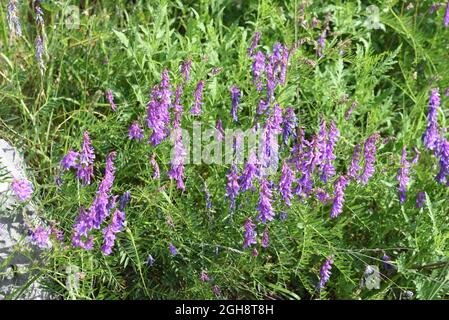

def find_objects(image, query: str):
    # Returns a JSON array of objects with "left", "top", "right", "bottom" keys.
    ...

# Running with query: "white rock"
[{"left": 0, "top": 139, "right": 52, "bottom": 300}]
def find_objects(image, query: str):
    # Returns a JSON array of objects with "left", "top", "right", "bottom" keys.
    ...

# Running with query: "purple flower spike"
[
  {"left": 436, "top": 136, "right": 449, "bottom": 184},
  {"left": 200, "top": 271, "right": 210, "bottom": 282},
  {"left": 423, "top": 88, "right": 441, "bottom": 151},
  {"left": 279, "top": 161, "right": 295, "bottom": 206},
  {"left": 252, "top": 51, "right": 265, "bottom": 91},
  {"left": 257, "top": 99, "right": 269, "bottom": 115},
  {"left": 61, "top": 150, "right": 79, "bottom": 171},
  {"left": 330, "top": 175, "right": 349, "bottom": 218},
  {"left": 173, "top": 85, "right": 184, "bottom": 129},
  {"left": 320, "top": 120, "right": 339, "bottom": 183},
  {"left": 248, "top": 31, "right": 261, "bottom": 58},
  {"left": 416, "top": 191, "right": 426, "bottom": 209},
  {"left": 128, "top": 121, "right": 144, "bottom": 140},
  {"left": 105, "top": 89, "right": 116, "bottom": 111},
  {"left": 243, "top": 217, "right": 257, "bottom": 248},
  {"left": 11, "top": 177, "right": 33, "bottom": 202},
  {"left": 147, "top": 70, "right": 172, "bottom": 146},
  {"left": 35, "top": 34, "right": 45, "bottom": 75},
  {"left": 261, "top": 226, "right": 269, "bottom": 248},
  {"left": 191, "top": 80, "right": 205, "bottom": 115},
  {"left": 215, "top": 118, "right": 225, "bottom": 141},
  {"left": 317, "top": 29, "right": 327, "bottom": 58},
  {"left": 281, "top": 107, "right": 297, "bottom": 145},
  {"left": 230, "top": 86, "right": 241, "bottom": 122},
  {"left": 397, "top": 147, "right": 410, "bottom": 203},
  {"left": 180, "top": 59, "right": 192, "bottom": 82},
  {"left": 169, "top": 243, "right": 178, "bottom": 256},
  {"left": 240, "top": 152, "right": 259, "bottom": 192},
  {"left": 168, "top": 128, "right": 187, "bottom": 190},
  {"left": 318, "top": 257, "right": 334, "bottom": 289},
  {"left": 7, "top": 0, "right": 22, "bottom": 39},
  {"left": 30, "top": 226, "right": 50, "bottom": 248},
  {"left": 72, "top": 206, "right": 94, "bottom": 250},
  {"left": 256, "top": 177, "right": 275, "bottom": 223},
  {"left": 77, "top": 131, "right": 95, "bottom": 186},
  {"left": 101, "top": 209, "right": 125, "bottom": 255},
  {"left": 226, "top": 163, "right": 240, "bottom": 210},
  {"left": 348, "top": 143, "right": 362, "bottom": 180},
  {"left": 359, "top": 133, "right": 380, "bottom": 185}
]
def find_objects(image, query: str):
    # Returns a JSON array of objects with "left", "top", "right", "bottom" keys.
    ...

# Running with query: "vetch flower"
[
  {"left": 320, "top": 120, "right": 339, "bottom": 183},
  {"left": 128, "top": 121, "right": 144, "bottom": 140},
  {"left": 146, "top": 254, "right": 155, "bottom": 266},
  {"left": 344, "top": 101, "right": 358, "bottom": 121},
  {"left": 11, "top": 177, "right": 33, "bottom": 202},
  {"left": 168, "top": 128, "right": 187, "bottom": 190},
  {"left": 240, "top": 152, "right": 259, "bottom": 192},
  {"left": 330, "top": 175, "right": 349, "bottom": 218},
  {"left": 226, "top": 163, "right": 240, "bottom": 211},
  {"left": 147, "top": 70, "right": 172, "bottom": 146},
  {"left": 281, "top": 107, "right": 297, "bottom": 146},
  {"left": 77, "top": 132, "right": 95, "bottom": 186},
  {"left": 230, "top": 86, "right": 241, "bottom": 122},
  {"left": 35, "top": 34, "right": 45, "bottom": 75},
  {"left": 200, "top": 271, "right": 210, "bottom": 282},
  {"left": 101, "top": 209, "right": 125, "bottom": 255},
  {"left": 348, "top": 143, "right": 362, "bottom": 180},
  {"left": 359, "top": 133, "right": 380, "bottom": 185},
  {"left": 256, "top": 177, "right": 275, "bottom": 223},
  {"left": 72, "top": 206, "right": 94, "bottom": 250},
  {"left": 318, "top": 257, "right": 333, "bottom": 289},
  {"left": 279, "top": 161, "right": 295, "bottom": 206},
  {"left": 191, "top": 80, "right": 205, "bottom": 115},
  {"left": 423, "top": 88, "right": 441, "bottom": 151},
  {"left": 416, "top": 191, "right": 425, "bottom": 209},
  {"left": 119, "top": 191, "right": 131, "bottom": 211},
  {"left": 252, "top": 51, "right": 265, "bottom": 91},
  {"left": 30, "top": 226, "right": 51, "bottom": 248},
  {"left": 105, "top": 89, "right": 116, "bottom": 111},
  {"left": 215, "top": 118, "right": 225, "bottom": 141},
  {"left": 243, "top": 217, "right": 257, "bottom": 248},
  {"left": 169, "top": 243, "right": 178, "bottom": 256},
  {"left": 7, "top": 0, "right": 22, "bottom": 40},
  {"left": 173, "top": 85, "right": 184, "bottom": 129},
  {"left": 397, "top": 147, "right": 410, "bottom": 203},
  {"left": 60, "top": 150, "right": 79, "bottom": 171},
  {"left": 248, "top": 31, "right": 261, "bottom": 58},
  {"left": 180, "top": 59, "right": 192, "bottom": 82},
  {"left": 257, "top": 99, "right": 269, "bottom": 115},
  {"left": 436, "top": 136, "right": 449, "bottom": 184}
]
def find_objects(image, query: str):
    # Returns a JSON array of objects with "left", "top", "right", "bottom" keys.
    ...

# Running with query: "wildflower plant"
[{"left": 1, "top": 0, "right": 449, "bottom": 301}]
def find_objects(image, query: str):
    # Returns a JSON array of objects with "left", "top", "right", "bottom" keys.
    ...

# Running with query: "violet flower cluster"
[
  {"left": 230, "top": 86, "right": 241, "bottom": 122},
  {"left": 226, "top": 163, "right": 240, "bottom": 211},
  {"left": 11, "top": 177, "right": 33, "bottom": 202},
  {"left": 423, "top": 88, "right": 441, "bottom": 151},
  {"left": 256, "top": 177, "right": 275, "bottom": 223},
  {"left": 397, "top": 147, "right": 410, "bottom": 203},
  {"left": 128, "top": 121, "right": 144, "bottom": 140},
  {"left": 105, "top": 89, "right": 117, "bottom": 111},
  {"left": 191, "top": 80, "right": 205, "bottom": 115},
  {"left": 243, "top": 217, "right": 257, "bottom": 248},
  {"left": 318, "top": 257, "right": 333, "bottom": 289},
  {"left": 7, "top": 0, "right": 22, "bottom": 39},
  {"left": 147, "top": 70, "right": 172, "bottom": 146}
]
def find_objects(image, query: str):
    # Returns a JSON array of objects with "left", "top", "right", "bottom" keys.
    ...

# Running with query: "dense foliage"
[{"left": 1, "top": 0, "right": 449, "bottom": 300}]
